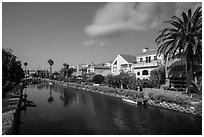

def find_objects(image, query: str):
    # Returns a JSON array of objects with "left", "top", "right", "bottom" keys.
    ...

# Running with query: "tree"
[
  {"left": 48, "top": 59, "right": 54, "bottom": 78},
  {"left": 155, "top": 6, "right": 202, "bottom": 93},
  {"left": 2, "top": 48, "right": 24, "bottom": 84},
  {"left": 24, "top": 62, "right": 28, "bottom": 70},
  {"left": 150, "top": 66, "right": 165, "bottom": 88},
  {"left": 92, "top": 74, "right": 104, "bottom": 84}
]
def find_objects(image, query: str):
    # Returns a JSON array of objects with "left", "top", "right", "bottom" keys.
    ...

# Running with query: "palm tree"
[
  {"left": 24, "top": 62, "right": 28, "bottom": 76},
  {"left": 155, "top": 6, "right": 202, "bottom": 93},
  {"left": 24, "top": 62, "right": 28, "bottom": 70},
  {"left": 48, "top": 59, "right": 54, "bottom": 77}
]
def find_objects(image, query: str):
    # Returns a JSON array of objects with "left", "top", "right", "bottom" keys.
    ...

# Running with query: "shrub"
[
  {"left": 92, "top": 75, "right": 104, "bottom": 84},
  {"left": 149, "top": 66, "right": 165, "bottom": 88}
]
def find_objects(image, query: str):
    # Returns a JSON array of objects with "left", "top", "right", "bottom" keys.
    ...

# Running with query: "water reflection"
[
  {"left": 48, "top": 86, "right": 54, "bottom": 103},
  {"left": 18, "top": 81, "right": 202, "bottom": 135}
]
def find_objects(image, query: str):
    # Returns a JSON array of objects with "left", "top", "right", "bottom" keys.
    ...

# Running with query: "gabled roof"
[
  {"left": 119, "top": 54, "right": 136, "bottom": 63},
  {"left": 136, "top": 49, "right": 157, "bottom": 57}
]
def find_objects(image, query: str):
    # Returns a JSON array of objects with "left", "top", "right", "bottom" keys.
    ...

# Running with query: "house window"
[
  {"left": 154, "top": 56, "right": 157, "bottom": 60},
  {"left": 149, "top": 56, "right": 151, "bottom": 62},
  {"left": 146, "top": 57, "right": 148, "bottom": 63},
  {"left": 142, "top": 70, "right": 148, "bottom": 75},
  {"left": 137, "top": 72, "right": 140, "bottom": 75},
  {"left": 140, "top": 58, "right": 143, "bottom": 62}
]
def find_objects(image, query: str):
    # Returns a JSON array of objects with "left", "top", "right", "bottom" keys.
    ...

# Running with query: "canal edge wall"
[
  {"left": 2, "top": 82, "right": 25, "bottom": 135},
  {"left": 47, "top": 79, "right": 202, "bottom": 116}
]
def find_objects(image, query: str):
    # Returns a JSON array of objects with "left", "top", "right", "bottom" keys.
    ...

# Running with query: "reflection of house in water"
[{"left": 60, "top": 91, "right": 77, "bottom": 106}]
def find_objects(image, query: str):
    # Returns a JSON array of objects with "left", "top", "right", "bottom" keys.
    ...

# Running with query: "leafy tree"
[
  {"left": 2, "top": 48, "right": 24, "bottom": 84},
  {"left": 155, "top": 6, "right": 202, "bottom": 93},
  {"left": 104, "top": 74, "right": 114, "bottom": 87},
  {"left": 92, "top": 74, "right": 104, "bottom": 84},
  {"left": 150, "top": 66, "right": 165, "bottom": 88}
]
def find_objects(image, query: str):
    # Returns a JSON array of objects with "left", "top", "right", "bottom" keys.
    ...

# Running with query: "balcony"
[{"left": 134, "top": 60, "right": 160, "bottom": 68}]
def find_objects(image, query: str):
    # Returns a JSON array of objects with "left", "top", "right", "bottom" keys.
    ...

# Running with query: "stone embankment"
[
  {"left": 2, "top": 83, "right": 24, "bottom": 135},
  {"left": 48, "top": 79, "right": 202, "bottom": 116}
]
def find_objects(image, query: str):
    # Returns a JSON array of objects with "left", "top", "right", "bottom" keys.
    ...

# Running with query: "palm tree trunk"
[
  {"left": 50, "top": 66, "right": 52, "bottom": 79},
  {"left": 185, "top": 49, "right": 194, "bottom": 94},
  {"left": 165, "top": 54, "right": 170, "bottom": 86}
]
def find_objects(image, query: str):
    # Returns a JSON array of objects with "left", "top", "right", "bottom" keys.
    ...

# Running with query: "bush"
[
  {"left": 92, "top": 75, "right": 104, "bottom": 84},
  {"left": 147, "top": 91, "right": 189, "bottom": 106},
  {"left": 149, "top": 66, "right": 165, "bottom": 88}
]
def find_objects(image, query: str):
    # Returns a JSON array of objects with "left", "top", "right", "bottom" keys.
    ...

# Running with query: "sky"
[{"left": 2, "top": 2, "right": 201, "bottom": 71}]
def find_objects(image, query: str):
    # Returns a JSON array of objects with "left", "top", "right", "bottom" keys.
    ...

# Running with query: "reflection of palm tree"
[{"left": 48, "top": 87, "right": 54, "bottom": 103}]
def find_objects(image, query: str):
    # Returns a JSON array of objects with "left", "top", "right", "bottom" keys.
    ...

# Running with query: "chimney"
[{"left": 142, "top": 48, "right": 149, "bottom": 53}]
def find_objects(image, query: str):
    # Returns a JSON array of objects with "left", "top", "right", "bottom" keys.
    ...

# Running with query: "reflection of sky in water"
[
  {"left": 112, "top": 110, "right": 128, "bottom": 132},
  {"left": 18, "top": 82, "right": 202, "bottom": 135}
]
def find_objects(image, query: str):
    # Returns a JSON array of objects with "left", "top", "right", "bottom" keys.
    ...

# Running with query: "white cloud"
[
  {"left": 81, "top": 39, "right": 110, "bottom": 47},
  {"left": 85, "top": 2, "right": 201, "bottom": 37}
]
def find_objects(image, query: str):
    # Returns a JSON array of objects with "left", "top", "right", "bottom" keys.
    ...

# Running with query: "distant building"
[
  {"left": 111, "top": 54, "right": 136, "bottom": 75},
  {"left": 76, "top": 64, "right": 89, "bottom": 76},
  {"left": 87, "top": 63, "right": 111, "bottom": 76},
  {"left": 133, "top": 48, "right": 164, "bottom": 80}
]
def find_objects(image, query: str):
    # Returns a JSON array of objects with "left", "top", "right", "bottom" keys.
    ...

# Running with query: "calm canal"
[{"left": 17, "top": 81, "right": 202, "bottom": 135}]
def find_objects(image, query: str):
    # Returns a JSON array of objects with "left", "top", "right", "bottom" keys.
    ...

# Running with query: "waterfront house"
[
  {"left": 111, "top": 54, "right": 136, "bottom": 75},
  {"left": 76, "top": 64, "right": 89, "bottom": 76},
  {"left": 133, "top": 48, "right": 164, "bottom": 80},
  {"left": 166, "top": 52, "right": 202, "bottom": 90},
  {"left": 87, "top": 63, "right": 111, "bottom": 77}
]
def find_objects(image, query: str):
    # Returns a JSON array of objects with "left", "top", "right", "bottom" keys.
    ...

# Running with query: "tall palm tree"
[
  {"left": 63, "top": 63, "right": 69, "bottom": 78},
  {"left": 24, "top": 62, "right": 28, "bottom": 70},
  {"left": 24, "top": 62, "right": 28, "bottom": 76},
  {"left": 48, "top": 59, "right": 54, "bottom": 77},
  {"left": 155, "top": 6, "right": 202, "bottom": 93}
]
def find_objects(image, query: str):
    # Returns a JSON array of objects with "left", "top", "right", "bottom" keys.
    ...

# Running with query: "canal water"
[{"left": 17, "top": 81, "right": 202, "bottom": 135}]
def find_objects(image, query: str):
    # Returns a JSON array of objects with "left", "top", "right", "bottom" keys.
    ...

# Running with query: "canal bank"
[
  {"left": 48, "top": 79, "right": 202, "bottom": 116},
  {"left": 2, "top": 82, "right": 25, "bottom": 135}
]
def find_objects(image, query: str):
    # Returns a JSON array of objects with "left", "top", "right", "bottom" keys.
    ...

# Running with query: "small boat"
[{"left": 122, "top": 98, "right": 137, "bottom": 105}]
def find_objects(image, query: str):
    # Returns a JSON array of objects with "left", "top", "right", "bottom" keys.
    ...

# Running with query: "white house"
[
  {"left": 111, "top": 54, "right": 136, "bottom": 75},
  {"left": 133, "top": 48, "right": 164, "bottom": 79}
]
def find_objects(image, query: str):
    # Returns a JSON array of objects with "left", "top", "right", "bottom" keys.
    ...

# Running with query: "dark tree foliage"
[
  {"left": 149, "top": 66, "right": 165, "bottom": 88},
  {"left": 92, "top": 74, "right": 104, "bottom": 84},
  {"left": 2, "top": 48, "right": 24, "bottom": 85}
]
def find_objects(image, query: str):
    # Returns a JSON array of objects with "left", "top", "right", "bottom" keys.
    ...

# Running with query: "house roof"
[
  {"left": 92, "top": 64, "right": 110, "bottom": 69},
  {"left": 119, "top": 54, "right": 136, "bottom": 63},
  {"left": 136, "top": 49, "right": 157, "bottom": 57}
]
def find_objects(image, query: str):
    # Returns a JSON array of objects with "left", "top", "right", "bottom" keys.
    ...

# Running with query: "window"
[
  {"left": 140, "top": 58, "right": 143, "bottom": 62},
  {"left": 137, "top": 72, "right": 140, "bottom": 75},
  {"left": 146, "top": 56, "right": 151, "bottom": 63},
  {"left": 146, "top": 57, "right": 148, "bottom": 63},
  {"left": 142, "top": 70, "right": 148, "bottom": 75},
  {"left": 149, "top": 56, "right": 151, "bottom": 62},
  {"left": 154, "top": 56, "right": 157, "bottom": 60}
]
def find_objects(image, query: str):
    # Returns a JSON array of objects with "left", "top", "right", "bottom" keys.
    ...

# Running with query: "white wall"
[
  {"left": 133, "top": 67, "right": 157, "bottom": 79},
  {"left": 111, "top": 55, "right": 130, "bottom": 75}
]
